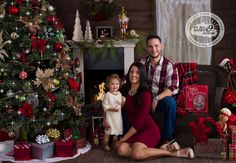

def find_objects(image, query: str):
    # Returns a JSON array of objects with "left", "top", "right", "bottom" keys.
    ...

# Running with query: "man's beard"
[{"left": 148, "top": 50, "right": 163, "bottom": 59}]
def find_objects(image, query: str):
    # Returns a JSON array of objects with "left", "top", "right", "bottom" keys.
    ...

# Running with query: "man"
[{"left": 139, "top": 35, "right": 179, "bottom": 143}]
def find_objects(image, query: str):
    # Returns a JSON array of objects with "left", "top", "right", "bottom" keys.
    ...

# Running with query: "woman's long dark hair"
[{"left": 126, "top": 62, "right": 151, "bottom": 107}]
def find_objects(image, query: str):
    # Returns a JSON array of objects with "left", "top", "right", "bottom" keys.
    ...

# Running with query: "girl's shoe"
[
  {"left": 176, "top": 147, "right": 194, "bottom": 159},
  {"left": 160, "top": 139, "right": 181, "bottom": 152},
  {"left": 101, "top": 141, "right": 111, "bottom": 152}
]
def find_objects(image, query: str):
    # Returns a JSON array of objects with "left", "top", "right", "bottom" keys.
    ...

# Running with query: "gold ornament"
[
  {"left": 10, "top": 32, "right": 18, "bottom": 39},
  {"left": 19, "top": 16, "right": 41, "bottom": 34},
  {"left": 66, "top": 95, "right": 83, "bottom": 116},
  {"left": 0, "top": 6, "right": 5, "bottom": 18},
  {"left": 19, "top": 96, "right": 26, "bottom": 102},
  {"left": 55, "top": 50, "right": 72, "bottom": 71},
  {"left": 8, "top": 131, "right": 16, "bottom": 138},
  {"left": 33, "top": 68, "right": 55, "bottom": 91},
  {"left": 53, "top": 79, "right": 60, "bottom": 86},
  {"left": 0, "top": 30, "right": 10, "bottom": 61}
]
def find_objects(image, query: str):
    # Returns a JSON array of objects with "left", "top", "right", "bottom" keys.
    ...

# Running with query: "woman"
[{"left": 115, "top": 62, "right": 194, "bottom": 160}]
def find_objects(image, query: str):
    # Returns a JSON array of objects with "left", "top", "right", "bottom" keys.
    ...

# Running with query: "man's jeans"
[{"left": 155, "top": 96, "right": 176, "bottom": 140}]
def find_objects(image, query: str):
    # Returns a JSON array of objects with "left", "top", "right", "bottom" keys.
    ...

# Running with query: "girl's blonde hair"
[{"left": 105, "top": 74, "right": 122, "bottom": 89}]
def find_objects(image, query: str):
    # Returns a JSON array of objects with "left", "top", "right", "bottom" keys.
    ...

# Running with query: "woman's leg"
[
  {"left": 117, "top": 142, "right": 132, "bottom": 157},
  {"left": 130, "top": 142, "right": 176, "bottom": 160}
]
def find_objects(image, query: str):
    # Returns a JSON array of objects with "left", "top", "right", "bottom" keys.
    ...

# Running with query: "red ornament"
[
  {"left": 19, "top": 71, "right": 28, "bottom": 80},
  {"left": 8, "top": 6, "right": 20, "bottom": 14},
  {"left": 54, "top": 43, "right": 63, "bottom": 52}
]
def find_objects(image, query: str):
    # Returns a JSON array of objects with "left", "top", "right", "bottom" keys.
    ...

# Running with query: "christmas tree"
[
  {"left": 72, "top": 9, "right": 84, "bottom": 42},
  {"left": 0, "top": 0, "right": 86, "bottom": 139},
  {"left": 84, "top": 20, "right": 93, "bottom": 41}
]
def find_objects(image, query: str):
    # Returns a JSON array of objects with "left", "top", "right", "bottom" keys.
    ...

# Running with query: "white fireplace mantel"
[{"left": 69, "top": 40, "right": 137, "bottom": 98}]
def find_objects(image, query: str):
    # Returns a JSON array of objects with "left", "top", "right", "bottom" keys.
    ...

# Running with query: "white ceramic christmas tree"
[
  {"left": 84, "top": 20, "right": 93, "bottom": 42},
  {"left": 72, "top": 9, "right": 84, "bottom": 42}
]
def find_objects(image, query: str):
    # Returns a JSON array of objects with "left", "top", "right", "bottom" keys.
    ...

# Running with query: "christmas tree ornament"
[
  {"left": 72, "top": 9, "right": 84, "bottom": 42},
  {"left": 19, "top": 70, "right": 28, "bottom": 80},
  {"left": 53, "top": 79, "right": 60, "bottom": 86},
  {"left": 6, "top": 89, "right": 14, "bottom": 97},
  {"left": 0, "top": 30, "right": 10, "bottom": 61},
  {"left": 48, "top": 5, "right": 54, "bottom": 11},
  {"left": 19, "top": 95, "right": 26, "bottom": 102},
  {"left": 23, "top": 82, "right": 32, "bottom": 91},
  {"left": 55, "top": 50, "right": 72, "bottom": 71},
  {"left": 26, "top": 94, "right": 39, "bottom": 108},
  {"left": 0, "top": 6, "right": 6, "bottom": 18},
  {"left": 10, "top": 32, "right": 19, "bottom": 39},
  {"left": 8, "top": 6, "right": 19, "bottom": 14},
  {"left": 53, "top": 43, "right": 63, "bottom": 52},
  {"left": 55, "top": 32, "right": 61, "bottom": 38},
  {"left": 33, "top": 68, "right": 55, "bottom": 91},
  {"left": 8, "top": 131, "right": 15, "bottom": 138}
]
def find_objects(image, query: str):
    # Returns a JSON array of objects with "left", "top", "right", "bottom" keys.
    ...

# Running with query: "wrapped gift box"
[
  {"left": 32, "top": 142, "right": 54, "bottom": 160},
  {"left": 229, "top": 144, "right": 236, "bottom": 160},
  {"left": 0, "top": 140, "right": 14, "bottom": 156},
  {"left": 194, "top": 138, "right": 226, "bottom": 159},
  {"left": 229, "top": 125, "right": 236, "bottom": 144},
  {"left": 74, "top": 137, "right": 87, "bottom": 149},
  {"left": 55, "top": 140, "right": 77, "bottom": 157},
  {"left": 14, "top": 142, "right": 31, "bottom": 161},
  {"left": 185, "top": 85, "right": 208, "bottom": 113}
]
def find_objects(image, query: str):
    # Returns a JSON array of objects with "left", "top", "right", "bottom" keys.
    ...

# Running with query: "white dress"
[{"left": 102, "top": 91, "right": 123, "bottom": 135}]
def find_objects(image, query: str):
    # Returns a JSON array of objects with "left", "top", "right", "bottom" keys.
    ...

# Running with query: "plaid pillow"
[{"left": 175, "top": 63, "right": 198, "bottom": 115}]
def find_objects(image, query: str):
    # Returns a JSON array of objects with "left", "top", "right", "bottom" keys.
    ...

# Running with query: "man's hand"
[{"left": 151, "top": 97, "right": 158, "bottom": 113}]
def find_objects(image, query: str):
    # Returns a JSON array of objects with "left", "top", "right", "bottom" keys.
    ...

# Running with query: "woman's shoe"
[
  {"left": 176, "top": 147, "right": 194, "bottom": 159},
  {"left": 160, "top": 139, "right": 181, "bottom": 152}
]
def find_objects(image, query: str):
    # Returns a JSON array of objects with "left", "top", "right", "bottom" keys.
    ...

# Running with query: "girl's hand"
[
  {"left": 112, "top": 106, "right": 119, "bottom": 112},
  {"left": 121, "top": 96, "right": 126, "bottom": 105}
]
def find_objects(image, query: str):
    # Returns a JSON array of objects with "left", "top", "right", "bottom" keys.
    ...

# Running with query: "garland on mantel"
[{"left": 67, "top": 33, "right": 146, "bottom": 60}]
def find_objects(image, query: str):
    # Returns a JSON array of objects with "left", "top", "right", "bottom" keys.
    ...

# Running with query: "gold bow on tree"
[
  {"left": 66, "top": 95, "right": 83, "bottom": 116},
  {"left": 0, "top": 30, "right": 10, "bottom": 61},
  {"left": 55, "top": 50, "right": 73, "bottom": 71},
  {"left": 20, "top": 16, "right": 41, "bottom": 34},
  {"left": 33, "top": 68, "right": 55, "bottom": 91}
]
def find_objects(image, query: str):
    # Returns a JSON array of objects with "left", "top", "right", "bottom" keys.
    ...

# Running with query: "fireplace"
[{"left": 71, "top": 40, "right": 136, "bottom": 104}]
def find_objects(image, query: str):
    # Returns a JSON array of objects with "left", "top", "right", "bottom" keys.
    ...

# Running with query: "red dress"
[{"left": 124, "top": 91, "right": 161, "bottom": 148}]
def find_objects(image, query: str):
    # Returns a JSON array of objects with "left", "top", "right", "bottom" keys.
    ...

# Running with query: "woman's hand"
[
  {"left": 151, "top": 97, "right": 158, "bottom": 113},
  {"left": 114, "top": 139, "right": 123, "bottom": 149},
  {"left": 121, "top": 96, "right": 126, "bottom": 106}
]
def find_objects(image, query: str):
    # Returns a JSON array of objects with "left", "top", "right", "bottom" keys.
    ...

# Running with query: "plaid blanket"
[{"left": 175, "top": 63, "right": 198, "bottom": 115}]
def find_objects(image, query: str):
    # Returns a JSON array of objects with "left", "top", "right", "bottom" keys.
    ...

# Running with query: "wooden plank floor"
[{"left": 58, "top": 147, "right": 236, "bottom": 163}]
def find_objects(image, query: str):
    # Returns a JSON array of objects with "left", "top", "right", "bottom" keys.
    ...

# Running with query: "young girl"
[{"left": 102, "top": 74, "right": 125, "bottom": 152}]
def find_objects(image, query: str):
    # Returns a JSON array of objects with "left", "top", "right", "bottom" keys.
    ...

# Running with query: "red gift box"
[
  {"left": 185, "top": 85, "right": 208, "bottom": 113},
  {"left": 229, "top": 144, "right": 236, "bottom": 160},
  {"left": 55, "top": 140, "right": 77, "bottom": 157},
  {"left": 14, "top": 142, "right": 31, "bottom": 161}
]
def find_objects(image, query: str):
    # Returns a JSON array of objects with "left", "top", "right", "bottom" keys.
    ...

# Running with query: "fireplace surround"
[{"left": 71, "top": 40, "right": 136, "bottom": 104}]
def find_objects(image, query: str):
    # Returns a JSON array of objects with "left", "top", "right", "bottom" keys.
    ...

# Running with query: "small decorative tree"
[
  {"left": 72, "top": 9, "right": 84, "bottom": 42},
  {"left": 84, "top": 20, "right": 93, "bottom": 42}
]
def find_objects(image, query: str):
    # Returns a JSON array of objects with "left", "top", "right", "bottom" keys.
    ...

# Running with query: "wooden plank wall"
[
  {"left": 51, "top": 0, "right": 236, "bottom": 66},
  {"left": 212, "top": 0, "right": 236, "bottom": 66},
  {"left": 51, "top": 0, "right": 155, "bottom": 40}
]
